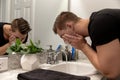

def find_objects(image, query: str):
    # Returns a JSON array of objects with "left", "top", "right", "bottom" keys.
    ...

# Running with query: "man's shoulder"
[
  {"left": 0, "top": 22, "right": 11, "bottom": 28},
  {"left": 94, "top": 8, "right": 120, "bottom": 17}
]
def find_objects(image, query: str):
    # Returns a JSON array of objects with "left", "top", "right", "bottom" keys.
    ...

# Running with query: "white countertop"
[
  {"left": 0, "top": 69, "right": 102, "bottom": 80},
  {"left": 0, "top": 69, "right": 26, "bottom": 80},
  {"left": 0, "top": 60, "right": 103, "bottom": 80}
]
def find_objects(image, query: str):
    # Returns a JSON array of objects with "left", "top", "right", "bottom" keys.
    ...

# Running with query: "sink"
[
  {"left": 44, "top": 62, "right": 97, "bottom": 76},
  {"left": 0, "top": 62, "right": 99, "bottom": 80}
]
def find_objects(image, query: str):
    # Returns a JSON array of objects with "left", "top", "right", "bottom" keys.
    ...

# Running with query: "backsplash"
[
  {"left": 8, "top": 54, "right": 22, "bottom": 70},
  {"left": 7, "top": 53, "right": 48, "bottom": 70},
  {"left": 6, "top": 49, "right": 89, "bottom": 70}
]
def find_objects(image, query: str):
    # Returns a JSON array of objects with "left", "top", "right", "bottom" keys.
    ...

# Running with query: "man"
[
  {"left": 0, "top": 18, "right": 31, "bottom": 55},
  {"left": 53, "top": 9, "right": 120, "bottom": 79}
]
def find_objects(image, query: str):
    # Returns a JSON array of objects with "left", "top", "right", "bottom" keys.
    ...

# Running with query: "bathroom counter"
[
  {"left": 0, "top": 60, "right": 103, "bottom": 80},
  {"left": 0, "top": 68, "right": 102, "bottom": 80},
  {"left": 0, "top": 69, "right": 26, "bottom": 80}
]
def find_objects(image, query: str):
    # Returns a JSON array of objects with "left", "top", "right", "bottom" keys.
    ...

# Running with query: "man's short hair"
[
  {"left": 53, "top": 12, "right": 80, "bottom": 34},
  {"left": 11, "top": 18, "right": 31, "bottom": 34}
]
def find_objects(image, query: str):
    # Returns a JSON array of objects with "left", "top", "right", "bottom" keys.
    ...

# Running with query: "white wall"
[
  {"left": 0, "top": 0, "right": 6, "bottom": 21},
  {"left": 33, "top": 0, "right": 68, "bottom": 49},
  {"left": 5, "top": 0, "right": 11, "bottom": 22},
  {"left": 70, "top": 0, "right": 120, "bottom": 18},
  {"left": 0, "top": 0, "right": 11, "bottom": 22}
]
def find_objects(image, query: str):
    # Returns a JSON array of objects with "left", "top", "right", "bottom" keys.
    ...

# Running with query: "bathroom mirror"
[
  {"left": 0, "top": 0, "right": 68, "bottom": 50},
  {"left": 0, "top": 0, "right": 120, "bottom": 55}
]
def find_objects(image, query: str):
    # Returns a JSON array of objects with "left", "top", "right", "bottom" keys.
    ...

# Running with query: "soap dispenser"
[{"left": 46, "top": 45, "right": 55, "bottom": 64}]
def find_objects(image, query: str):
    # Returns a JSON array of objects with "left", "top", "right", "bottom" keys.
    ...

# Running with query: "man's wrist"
[
  {"left": 80, "top": 43, "right": 89, "bottom": 51},
  {"left": 7, "top": 42, "right": 12, "bottom": 47}
]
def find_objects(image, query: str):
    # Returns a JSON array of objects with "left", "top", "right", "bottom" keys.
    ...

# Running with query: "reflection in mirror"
[
  {"left": 0, "top": 0, "right": 69, "bottom": 55},
  {"left": 1, "top": 0, "right": 120, "bottom": 56},
  {"left": 0, "top": 0, "right": 6, "bottom": 21}
]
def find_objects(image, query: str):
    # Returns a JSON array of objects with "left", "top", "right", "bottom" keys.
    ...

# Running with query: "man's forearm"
[
  {"left": 0, "top": 43, "right": 11, "bottom": 55},
  {"left": 80, "top": 43, "right": 101, "bottom": 71}
]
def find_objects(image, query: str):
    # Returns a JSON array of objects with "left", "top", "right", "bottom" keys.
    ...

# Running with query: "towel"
[{"left": 17, "top": 69, "right": 90, "bottom": 80}]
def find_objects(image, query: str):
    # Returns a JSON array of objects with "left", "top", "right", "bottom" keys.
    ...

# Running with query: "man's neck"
[
  {"left": 83, "top": 19, "right": 89, "bottom": 36},
  {"left": 75, "top": 19, "right": 89, "bottom": 37}
]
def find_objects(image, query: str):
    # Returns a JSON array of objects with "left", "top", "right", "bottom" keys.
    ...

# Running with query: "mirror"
[
  {"left": 0, "top": 0, "right": 120, "bottom": 55},
  {"left": 0, "top": 0, "right": 68, "bottom": 52}
]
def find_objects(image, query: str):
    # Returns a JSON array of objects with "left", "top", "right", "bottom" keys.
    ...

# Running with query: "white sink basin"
[{"left": 45, "top": 62, "right": 97, "bottom": 76}]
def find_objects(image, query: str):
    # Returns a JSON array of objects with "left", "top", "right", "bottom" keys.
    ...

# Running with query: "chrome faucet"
[
  {"left": 46, "top": 52, "right": 55, "bottom": 64},
  {"left": 54, "top": 51, "right": 68, "bottom": 64},
  {"left": 46, "top": 45, "right": 55, "bottom": 64},
  {"left": 46, "top": 45, "right": 68, "bottom": 64}
]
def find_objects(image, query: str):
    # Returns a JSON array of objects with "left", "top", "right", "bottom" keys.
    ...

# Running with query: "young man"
[
  {"left": 0, "top": 18, "right": 31, "bottom": 55},
  {"left": 53, "top": 9, "right": 120, "bottom": 79}
]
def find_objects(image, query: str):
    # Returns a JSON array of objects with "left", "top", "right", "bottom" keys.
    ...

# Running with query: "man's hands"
[
  {"left": 62, "top": 33, "right": 87, "bottom": 50},
  {"left": 9, "top": 34, "right": 16, "bottom": 45}
]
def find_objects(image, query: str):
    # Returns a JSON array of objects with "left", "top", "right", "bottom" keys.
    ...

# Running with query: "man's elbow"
[{"left": 102, "top": 70, "right": 120, "bottom": 79}]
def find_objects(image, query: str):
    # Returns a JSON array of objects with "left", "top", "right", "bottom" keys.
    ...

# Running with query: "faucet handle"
[{"left": 46, "top": 51, "right": 55, "bottom": 64}]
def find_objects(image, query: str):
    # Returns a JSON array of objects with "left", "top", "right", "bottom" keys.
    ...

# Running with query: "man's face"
[
  {"left": 57, "top": 23, "right": 75, "bottom": 43},
  {"left": 11, "top": 30, "right": 27, "bottom": 42}
]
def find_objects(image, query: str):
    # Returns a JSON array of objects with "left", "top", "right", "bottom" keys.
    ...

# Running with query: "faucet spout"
[{"left": 54, "top": 51, "right": 68, "bottom": 64}]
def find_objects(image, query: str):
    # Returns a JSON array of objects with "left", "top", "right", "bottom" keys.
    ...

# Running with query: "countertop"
[
  {"left": 0, "top": 69, "right": 102, "bottom": 80},
  {"left": 0, "top": 60, "right": 103, "bottom": 80}
]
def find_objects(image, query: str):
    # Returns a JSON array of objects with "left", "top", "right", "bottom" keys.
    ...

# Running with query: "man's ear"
[{"left": 65, "top": 22, "right": 73, "bottom": 29}]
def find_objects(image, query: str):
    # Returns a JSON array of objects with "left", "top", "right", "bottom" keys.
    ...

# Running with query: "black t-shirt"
[
  {"left": 0, "top": 22, "right": 10, "bottom": 47},
  {"left": 0, "top": 22, "right": 28, "bottom": 55},
  {"left": 88, "top": 9, "right": 120, "bottom": 51}
]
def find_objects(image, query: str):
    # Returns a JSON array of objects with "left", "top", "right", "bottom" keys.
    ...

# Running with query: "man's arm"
[
  {"left": 95, "top": 39, "right": 120, "bottom": 79},
  {"left": 81, "top": 39, "right": 120, "bottom": 79},
  {"left": 0, "top": 34, "right": 16, "bottom": 55},
  {"left": 63, "top": 34, "right": 120, "bottom": 79},
  {"left": 0, "top": 43, "right": 11, "bottom": 55}
]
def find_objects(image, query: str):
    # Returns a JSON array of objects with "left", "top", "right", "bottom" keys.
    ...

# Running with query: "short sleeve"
[{"left": 89, "top": 14, "right": 119, "bottom": 46}]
